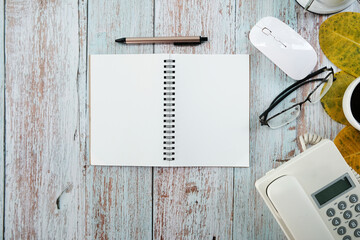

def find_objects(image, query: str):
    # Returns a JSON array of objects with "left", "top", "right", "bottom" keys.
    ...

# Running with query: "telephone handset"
[
  {"left": 256, "top": 140, "right": 360, "bottom": 240},
  {"left": 267, "top": 176, "right": 333, "bottom": 239}
]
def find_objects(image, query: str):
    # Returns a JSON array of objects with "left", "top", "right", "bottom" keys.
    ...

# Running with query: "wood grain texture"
[
  {"left": 234, "top": 1, "right": 360, "bottom": 239},
  {"left": 234, "top": 1, "right": 299, "bottom": 239},
  {"left": 0, "top": 0, "right": 4, "bottom": 238},
  {"left": 2, "top": 0, "right": 360, "bottom": 239},
  {"left": 4, "top": 1, "right": 85, "bottom": 238},
  {"left": 153, "top": 0, "right": 235, "bottom": 239},
  {"left": 86, "top": 0, "right": 153, "bottom": 239},
  {"left": 298, "top": 4, "right": 360, "bottom": 141}
]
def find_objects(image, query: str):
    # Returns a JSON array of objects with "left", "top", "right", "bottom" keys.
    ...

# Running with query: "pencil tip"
[{"left": 115, "top": 38, "right": 126, "bottom": 43}]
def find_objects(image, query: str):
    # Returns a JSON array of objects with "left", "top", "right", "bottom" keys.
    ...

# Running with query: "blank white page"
[
  {"left": 90, "top": 54, "right": 167, "bottom": 166},
  {"left": 173, "top": 54, "right": 249, "bottom": 167}
]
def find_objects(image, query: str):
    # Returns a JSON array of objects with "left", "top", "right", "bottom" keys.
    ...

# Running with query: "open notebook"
[{"left": 89, "top": 54, "right": 249, "bottom": 167}]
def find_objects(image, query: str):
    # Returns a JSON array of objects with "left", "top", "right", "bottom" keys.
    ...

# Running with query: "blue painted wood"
[
  {"left": 234, "top": 1, "right": 360, "bottom": 239},
  {"left": 86, "top": 0, "right": 154, "bottom": 239},
  {"left": 152, "top": 0, "right": 236, "bottom": 239},
  {"left": 2, "top": 0, "right": 360, "bottom": 238},
  {"left": 0, "top": 0, "right": 4, "bottom": 238},
  {"left": 4, "top": 1, "right": 86, "bottom": 238},
  {"left": 234, "top": 1, "right": 298, "bottom": 239}
]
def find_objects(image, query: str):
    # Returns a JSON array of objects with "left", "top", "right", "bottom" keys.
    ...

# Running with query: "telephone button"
[
  {"left": 338, "top": 226, "right": 346, "bottom": 235},
  {"left": 327, "top": 208, "right": 336, "bottom": 217},
  {"left": 333, "top": 217, "right": 341, "bottom": 226},
  {"left": 354, "top": 228, "right": 360, "bottom": 237},
  {"left": 339, "top": 201, "right": 347, "bottom": 210},
  {"left": 350, "top": 194, "right": 358, "bottom": 203},
  {"left": 355, "top": 204, "right": 360, "bottom": 212},
  {"left": 350, "top": 220, "right": 358, "bottom": 229},
  {"left": 343, "top": 235, "right": 352, "bottom": 240},
  {"left": 344, "top": 210, "right": 353, "bottom": 219}
]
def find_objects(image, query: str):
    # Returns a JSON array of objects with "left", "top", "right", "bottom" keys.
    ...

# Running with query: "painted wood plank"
[
  {"left": 298, "top": 4, "right": 360, "bottom": 141},
  {"left": 153, "top": 1, "right": 236, "bottom": 239},
  {"left": 3, "top": 1, "right": 359, "bottom": 239},
  {"left": 4, "top": 1, "right": 86, "bottom": 238},
  {"left": 234, "top": 2, "right": 360, "bottom": 239},
  {"left": 234, "top": 1, "right": 299, "bottom": 239},
  {"left": 86, "top": 0, "right": 154, "bottom": 239},
  {"left": 0, "top": 0, "right": 4, "bottom": 238}
]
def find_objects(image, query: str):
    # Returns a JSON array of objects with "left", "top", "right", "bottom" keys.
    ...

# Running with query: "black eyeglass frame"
[{"left": 259, "top": 67, "right": 335, "bottom": 127}]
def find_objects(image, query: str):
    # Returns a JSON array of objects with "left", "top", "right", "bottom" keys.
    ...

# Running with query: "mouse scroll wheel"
[{"left": 262, "top": 27, "right": 272, "bottom": 36}]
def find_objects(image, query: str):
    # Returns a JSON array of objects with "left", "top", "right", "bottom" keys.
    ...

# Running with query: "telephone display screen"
[{"left": 314, "top": 175, "right": 353, "bottom": 207}]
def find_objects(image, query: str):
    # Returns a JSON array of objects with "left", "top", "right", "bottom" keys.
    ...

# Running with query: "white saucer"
[{"left": 296, "top": 0, "right": 356, "bottom": 14}]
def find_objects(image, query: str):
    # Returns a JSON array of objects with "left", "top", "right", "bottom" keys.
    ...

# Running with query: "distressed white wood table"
[{"left": 1, "top": 0, "right": 360, "bottom": 239}]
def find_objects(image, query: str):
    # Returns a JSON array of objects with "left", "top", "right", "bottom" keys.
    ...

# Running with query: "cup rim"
[{"left": 343, "top": 77, "right": 360, "bottom": 131}]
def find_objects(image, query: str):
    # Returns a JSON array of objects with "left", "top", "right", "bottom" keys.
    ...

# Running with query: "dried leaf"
[
  {"left": 334, "top": 126, "right": 360, "bottom": 173},
  {"left": 321, "top": 71, "right": 355, "bottom": 125},
  {"left": 319, "top": 12, "right": 360, "bottom": 77}
]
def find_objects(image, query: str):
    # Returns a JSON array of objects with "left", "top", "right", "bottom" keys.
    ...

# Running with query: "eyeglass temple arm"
[
  {"left": 259, "top": 78, "right": 323, "bottom": 122},
  {"left": 304, "top": 66, "right": 332, "bottom": 79},
  {"left": 259, "top": 67, "right": 333, "bottom": 123},
  {"left": 269, "top": 81, "right": 307, "bottom": 106},
  {"left": 270, "top": 67, "right": 332, "bottom": 106},
  {"left": 268, "top": 78, "right": 326, "bottom": 111}
]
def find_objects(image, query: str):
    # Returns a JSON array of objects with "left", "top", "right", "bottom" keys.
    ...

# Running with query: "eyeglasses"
[{"left": 259, "top": 67, "right": 335, "bottom": 129}]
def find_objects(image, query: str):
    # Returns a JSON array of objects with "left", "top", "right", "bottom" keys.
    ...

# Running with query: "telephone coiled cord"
[{"left": 299, "top": 133, "right": 360, "bottom": 184}]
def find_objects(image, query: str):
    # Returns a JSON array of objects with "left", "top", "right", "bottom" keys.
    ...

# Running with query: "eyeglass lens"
[
  {"left": 265, "top": 71, "right": 333, "bottom": 129},
  {"left": 268, "top": 105, "right": 301, "bottom": 129},
  {"left": 308, "top": 73, "right": 334, "bottom": 103}
]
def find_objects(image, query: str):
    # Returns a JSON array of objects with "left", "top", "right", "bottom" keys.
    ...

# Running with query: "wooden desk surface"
[{"left": 1, "top": 0, "right": 360, "bottom": 239}]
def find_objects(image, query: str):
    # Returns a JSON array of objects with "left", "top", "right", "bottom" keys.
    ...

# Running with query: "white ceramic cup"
[
  {"left": 318, "top": 0, "right": 347, "bottom": 6},
  {"left": 343, "top": 77, "right": 360, "bottom": 131}
]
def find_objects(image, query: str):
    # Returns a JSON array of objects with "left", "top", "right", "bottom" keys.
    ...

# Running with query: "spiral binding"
[{"left": 163, "top": 59, "right": 175, "bottom": 161}]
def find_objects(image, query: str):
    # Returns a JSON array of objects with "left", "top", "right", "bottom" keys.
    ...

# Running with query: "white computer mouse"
[{"left": 249, "top": 17, "right": 317, "bottom": 80}]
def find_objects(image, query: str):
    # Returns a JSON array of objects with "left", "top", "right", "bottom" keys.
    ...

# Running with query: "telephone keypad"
[
  {"left": 350, "top": 194, "right": 358, "bottom": 203},
  {"left": 349, "top": 220, "right": 358, "bottom": 229},
  {"left": 327, "top": 208, "right": 336, "bottom": 217},
  {"left": 339, "top": 201, "right": 347, "bottom": 210},
  {"left": 344, "top": 210, "right": 353, "bottom": 220},
  {"left": 333, "top": 217, "right": 342, "bottom": 226},
  {"left": 338, "top": 226, "right": 347, "bottom": 235},
  {"left": 355, "top": 204, "right": 360, "bottom": 213},
  {"left": 324, "top": 192, "right": 360, "bottom": 238},
  {"left": 354, "top": 229, "right": 360, "bottom": 237}
]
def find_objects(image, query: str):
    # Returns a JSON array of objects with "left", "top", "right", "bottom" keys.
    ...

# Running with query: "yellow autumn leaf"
[
  {"left": 321, "top": 71, "right": 355, "bottom": 125},
  {"left": 319, "top": 12, "right": 360, "bottom": 77},
  {"left": 334, "top": 126, "right": 360, "bottom": 174}
]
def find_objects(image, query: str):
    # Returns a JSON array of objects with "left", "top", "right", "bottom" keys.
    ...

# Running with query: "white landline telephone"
[{"left": 256, "top": 139, "right": 360, "bottom": 240}]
